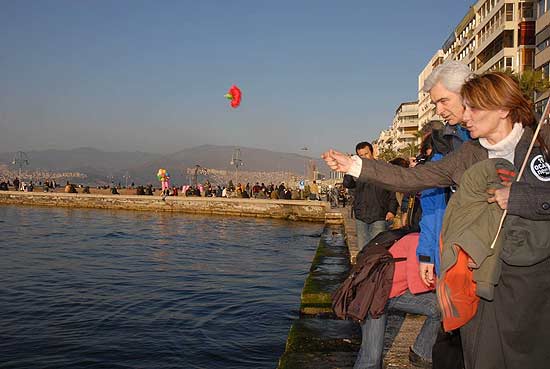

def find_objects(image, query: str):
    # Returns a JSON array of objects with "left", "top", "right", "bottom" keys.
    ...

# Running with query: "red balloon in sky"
[{"left": 225, "top": 85, "right": 242, "bottom": 108}]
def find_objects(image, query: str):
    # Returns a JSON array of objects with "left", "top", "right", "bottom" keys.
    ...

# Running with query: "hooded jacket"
[
  {"left": 439, "top": 158, "right": 515, "bottom": 300},
  {"left": 416, "top": 125, "right": 471, "bottom": 274}
]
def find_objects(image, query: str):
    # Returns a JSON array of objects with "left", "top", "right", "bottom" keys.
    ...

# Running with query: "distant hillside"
[
  {"left": 124, "top": 145, "right": 329, "bottom": 184},
  {"left": 0, "top": 147, "right": 162, "bottom": 173},
  {"left": 0, "top": 145, "right": 329, "bottom": 185}
]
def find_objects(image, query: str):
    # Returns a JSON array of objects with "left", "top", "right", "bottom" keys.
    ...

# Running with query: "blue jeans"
[
  {"left": 356, "top": 219, "right": 387, "bottom": 251},
  {"left": 353, "top": 291, "right": 440, "bottom": 369}
]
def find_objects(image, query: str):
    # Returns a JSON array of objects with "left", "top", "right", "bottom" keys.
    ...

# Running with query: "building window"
[
  {"left": 522, "top": 48, "right": 535, "bottom": 69},
  {"left": 537, "top": 37, "right": 550, "bottom": 53},
  {"left": 535, "top": 97, "right": 548, "bottom": 115},
  {"left": 490, "top": 57, "right": 506, "bottom": 71},
  {"left": 506, "top": 3, "right": 514, "bottom": 21},
  {"left": 521, "top": 2, "right": 534, "bottom": 18},
  {"left": 503, "top": 29, "right": 515, "bottom": 47},
  {"left": 539, "top": 0, "right": 547, "bottom": 18},
  {"left": 506, "top": 57, "right": 513, "bottom": 68}
]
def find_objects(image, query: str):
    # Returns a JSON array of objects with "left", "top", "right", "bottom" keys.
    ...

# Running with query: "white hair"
[{"left": 422, "top": 61, "right": 474, "bottom": 94}]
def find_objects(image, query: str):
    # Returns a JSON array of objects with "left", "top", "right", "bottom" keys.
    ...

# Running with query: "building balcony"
[
  {"left": 396, "top": 120, "right": 419, "bottom": 129},
  {"left": 396, "top": 132, "right": 417, "bottom": 140}
]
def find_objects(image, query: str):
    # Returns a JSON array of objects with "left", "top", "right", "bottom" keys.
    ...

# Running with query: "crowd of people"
[
  {"left": 323, "top": 61, "right": 550, "bottom": 369},
  {"left": 0, "top": 177, "right": 39, "bottom": 192},
  {"left": 0, "top": 176, "right": 355, "bottom": 206}
]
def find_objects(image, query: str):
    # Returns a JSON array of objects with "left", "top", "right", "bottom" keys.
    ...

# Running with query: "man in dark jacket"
[{"left": 344, "top": 142, "right": 398, "bottom": 250}]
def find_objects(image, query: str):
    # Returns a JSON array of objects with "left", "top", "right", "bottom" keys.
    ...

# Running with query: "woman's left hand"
[{"left": 487, "top": 182, "right": 512, "bottom": 210}]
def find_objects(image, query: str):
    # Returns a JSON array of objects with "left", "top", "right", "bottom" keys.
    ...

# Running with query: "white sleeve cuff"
[{"left": 347, "top": 155, "right": 362, "bottom": 178}]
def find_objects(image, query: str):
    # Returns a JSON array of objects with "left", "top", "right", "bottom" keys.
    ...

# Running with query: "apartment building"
[
  {"left": 375, "top": 101, "right": 419, "bottom": 153},
  {"left": 392, "top": 101, "right": 419, "bottom": 151},
  {"left": 534, "top": 0, "right": 550, "bottom": 112},
  {"left": 418, "top": 50, "right": 445, "bottom": 129},
  {"left": 375, "top": 128, "right": 395, "bottom": 152},
  {"left": 377, "top": 1, "right": 536, "bottom": 152},
  {"left": 417, "top": 0, "right": 536, "bottom": 125},
  {"left": 451, "top": 0, "right": 535, "bottom": 73}
]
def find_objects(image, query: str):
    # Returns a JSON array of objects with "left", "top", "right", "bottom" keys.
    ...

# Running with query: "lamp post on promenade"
[
  {"left": 230, "top": 148, "right": 243, "bottom": 185},
  {"left": 193, "top": 165, "right": 208, "bottom": 187},
  {"left": 301, "top": 147, "right": 309, "bottom": 181},
  {"left": 193, "top": 165, "right": 200, "bottom": 187},
  {"left": 12, "top": 151, "right": 30, "bottom": 179},
  {"left": 123, "top": 171, "right": 131, "bottom": 188}
]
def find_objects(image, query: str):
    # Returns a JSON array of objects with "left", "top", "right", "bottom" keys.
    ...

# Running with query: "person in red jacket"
[{"left": 353, "top": 233, "right": 440, "bottom": 369}]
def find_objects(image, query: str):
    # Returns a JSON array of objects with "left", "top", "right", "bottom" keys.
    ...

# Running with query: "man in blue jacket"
[
  {"left": 414, "top": 61, "right": 472, "bottom": 369},
  {"left": 416, "top": 61, "right": 472, "bottom": 287}
]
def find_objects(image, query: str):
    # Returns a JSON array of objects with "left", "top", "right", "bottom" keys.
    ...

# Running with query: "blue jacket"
[
  {"left": 416, "top": 124, "right": 471, "bottom": 275},
  {"left": 416, "top": 153, "right": 446, "bottom": 274}
]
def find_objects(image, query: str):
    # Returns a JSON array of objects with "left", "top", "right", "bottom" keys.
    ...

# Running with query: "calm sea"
[{"left": 0, "top": 205, "right": 323, "bottom": 369}]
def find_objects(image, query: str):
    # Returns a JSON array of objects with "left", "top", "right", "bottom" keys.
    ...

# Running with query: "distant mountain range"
[{"left": 0, "top": 145, "right": 329, "bottom": 185}]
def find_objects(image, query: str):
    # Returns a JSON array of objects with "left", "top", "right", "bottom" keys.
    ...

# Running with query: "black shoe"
[{"left": 409, "top": 347, "right": 432, "bottom": 368}]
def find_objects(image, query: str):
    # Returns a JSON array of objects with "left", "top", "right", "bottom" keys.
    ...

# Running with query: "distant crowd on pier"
[{"left": 0, "top": 176, "right": 352, "bottom": 206}]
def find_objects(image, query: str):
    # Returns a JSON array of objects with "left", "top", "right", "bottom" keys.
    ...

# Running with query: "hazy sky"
[{"left": 0, "top": 1, "right": 472, "bottom": 156}]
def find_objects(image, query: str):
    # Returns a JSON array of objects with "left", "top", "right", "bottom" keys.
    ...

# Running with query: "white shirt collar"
[{"left": 479, "top": 122, "right": 524, "bottom": 164}]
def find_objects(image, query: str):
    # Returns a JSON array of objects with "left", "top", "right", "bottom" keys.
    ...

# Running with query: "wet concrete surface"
[{"left": 278, "top": 207, "right": 428, "bottom": 369}]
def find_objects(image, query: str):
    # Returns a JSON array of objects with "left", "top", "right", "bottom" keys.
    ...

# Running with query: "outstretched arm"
[{"left": 322, "top": 147, "right": 463, "bottom": 193}]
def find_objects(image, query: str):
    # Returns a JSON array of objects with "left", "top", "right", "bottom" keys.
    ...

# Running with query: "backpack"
[{"left": 332, "top": 228, "right": 411, "bottom": 321}]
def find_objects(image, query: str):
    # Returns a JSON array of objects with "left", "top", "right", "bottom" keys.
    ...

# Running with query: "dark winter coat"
[{"left": 343, "top": 173, "right": 398, "bottom": 224}]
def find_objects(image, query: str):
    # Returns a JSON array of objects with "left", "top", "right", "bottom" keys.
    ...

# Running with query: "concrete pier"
[
  {"left": 0, "top": 191, "right": 328, "bottom": 222},
  {"left": 278, "top": 208, "right": 426, "bottom": 369}
]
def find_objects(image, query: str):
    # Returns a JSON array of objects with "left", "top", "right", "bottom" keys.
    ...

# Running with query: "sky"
[{"left": 0, "top": 0, "right": 473, "bottom": 157}]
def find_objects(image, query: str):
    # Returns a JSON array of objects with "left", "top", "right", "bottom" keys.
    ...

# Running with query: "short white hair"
[{"left": 422, "top": 61, "right": 474, "bottom": 94}]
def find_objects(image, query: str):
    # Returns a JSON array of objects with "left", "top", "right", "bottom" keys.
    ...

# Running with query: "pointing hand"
[{"left": 321, "top": 149, "right": 353, "bottom": 173}]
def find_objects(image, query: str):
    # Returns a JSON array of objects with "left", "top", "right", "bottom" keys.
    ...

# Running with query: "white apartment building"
[
  {"left": 375, "top": 101, "right": 419, "bottom": 153},
  {"left": 418, "top": 50, "right": 445, "bottom": 129},
  {"left": 418, "top": 0, "right": 536, "bottom": 125},
  {"left": 534, "top": 0, "right": 550, "bottom": 112},
  {"left": 449, "top": 0, "right": 536, "bottom": 73},
  {"left": 375, "top": 128, "right": 396, "bottom": 152},
  {"left": 391, "top": 101, "right": 419, "bottom": 151}
]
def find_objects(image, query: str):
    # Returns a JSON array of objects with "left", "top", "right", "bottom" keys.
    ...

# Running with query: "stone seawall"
[{"left": 0, "top": 191, "right": 328, "bottom": 222}]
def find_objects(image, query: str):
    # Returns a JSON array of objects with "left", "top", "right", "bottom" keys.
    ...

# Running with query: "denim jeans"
[
  {"left": 353, "top": 291, "right": 440, "bottom": 369},
  {"left": 356, "top": 219, "right": 388, "bottom": 251}
]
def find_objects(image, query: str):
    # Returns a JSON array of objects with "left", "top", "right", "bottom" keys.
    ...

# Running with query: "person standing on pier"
[
  {"left": 323, "top": 71, "right": 550, "bottom": 369},
  {"left": 411, "top": 62, "right": 472, "bottom": 369},
  {"left": 343, "top": 141, "right": 398, "bottom": 250},
  {"left": 415, "top": 61, "right": 472, "bottom": 299}
]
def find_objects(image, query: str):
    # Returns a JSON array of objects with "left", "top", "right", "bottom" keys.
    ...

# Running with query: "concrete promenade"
[
  {"left": 0, "top": 191, "right": 328, "bottom": 222},
  {"left": 278, "top": 207, "right": 426, "bottom": 369},
  {"left": 340, "top": 207, "right": 426, "bottom": 368}
]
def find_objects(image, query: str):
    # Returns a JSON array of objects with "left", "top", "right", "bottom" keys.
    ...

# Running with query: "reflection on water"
[{"left": 0, "top": 205, "right": 322, "bottom": 369}]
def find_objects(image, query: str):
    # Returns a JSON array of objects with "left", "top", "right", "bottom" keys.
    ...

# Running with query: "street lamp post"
[
  {"left": 12, "top": 151, "right": 30, "bottom": 179},
  {"left": 193, "top": 165, "right": 208, "bottom": 187},
  {"left": 123, "top": 171, "right": 131, "bottom": 188},
  {"left": 301, "top": 147, "right": 309, "bottom": 181},
  {"left": 230, "top": 148, "right": 243, "bottom": 186}
]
